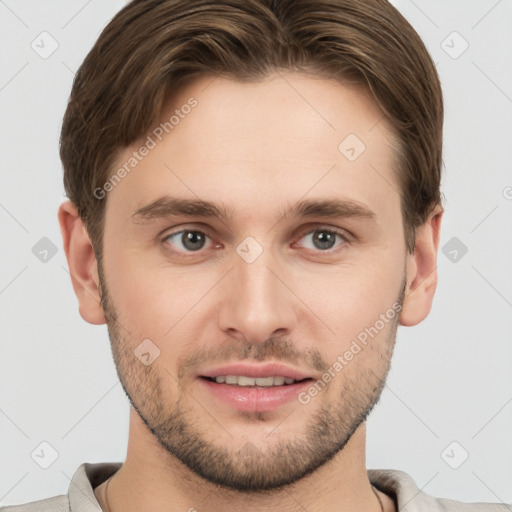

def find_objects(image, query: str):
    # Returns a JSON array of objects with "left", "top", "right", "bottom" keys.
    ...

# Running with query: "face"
[{"left": 98, "top": 72, "right": 407, "bottom": 492}]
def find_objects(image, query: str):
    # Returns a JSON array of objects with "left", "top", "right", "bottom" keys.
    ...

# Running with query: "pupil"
[
  {"left": 314, "top": 231, "right": 336, "bottom": 250},
  {"left": 183, "top": 231, "right": 205, "bottom": 251}
]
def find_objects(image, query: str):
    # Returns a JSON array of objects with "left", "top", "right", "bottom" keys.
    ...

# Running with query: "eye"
[
  {"left": 296, "top": 227, "right": 348, "bottom": 252},
  {"left": 163, "top": 229, "right": 213, "bottom": 253}
]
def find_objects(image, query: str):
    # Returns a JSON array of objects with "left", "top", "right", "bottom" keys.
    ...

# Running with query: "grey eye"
[
  {"left": 300, "top": 229, "right": 345, "bottom": 251},
  {"left": 165, "top": 230, "right": 209, "bottom": 252}
]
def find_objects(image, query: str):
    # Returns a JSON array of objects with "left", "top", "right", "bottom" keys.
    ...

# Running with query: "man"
[{"left": 2, "top": 0, "right": 510, "bottom": 511}]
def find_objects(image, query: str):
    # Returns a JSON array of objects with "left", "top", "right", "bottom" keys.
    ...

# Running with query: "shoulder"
[
  {"left": 368, "top": 469, "right": 512, "bottom": 511},
  {"left": 0, "top": 495, "right": 69, "bottom": 512},
  {"left": 0, "top": 461, "right": 121, "bottom": 512}
]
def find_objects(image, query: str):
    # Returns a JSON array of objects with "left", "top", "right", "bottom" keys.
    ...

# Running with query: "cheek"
[
  {"left": 294, "top": 253, "right": 403, "bottom": 347},
  {"left": 104, "top": 254, "right": 217, "bottom": 343}
]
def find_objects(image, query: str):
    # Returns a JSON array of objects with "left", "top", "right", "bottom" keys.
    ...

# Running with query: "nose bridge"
[
  {"left": 216, "top": 237, "right": 296, "bottom": 342},
  {"left": 236, "top": 245, "right": 276, "bottom": 299}
]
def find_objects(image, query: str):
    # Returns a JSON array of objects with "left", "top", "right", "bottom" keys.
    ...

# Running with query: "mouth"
[
  {"left": 200, "top": 375, "right": 312, "bottom": 387},
  {"left": 197, "top": 363, "right": 315, "bottom": 412},
  {"left": 199, "top": 361, "right": 314, "bottom": 382}
]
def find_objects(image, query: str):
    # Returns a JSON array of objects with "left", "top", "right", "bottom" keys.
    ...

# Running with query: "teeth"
[{"left": 212, "top": 375, "right": 299, "bottom": 387}]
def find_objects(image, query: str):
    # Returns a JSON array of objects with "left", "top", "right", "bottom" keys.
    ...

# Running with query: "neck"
[{"left": 99, "top": 408, "right": 392, "bottom": 512}]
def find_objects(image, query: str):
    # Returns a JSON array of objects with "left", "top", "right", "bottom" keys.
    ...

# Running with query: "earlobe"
[
  {"left": 58, "top": 200, "right": 106, "bottom": 325},
  {"left": 400, "top": 205, "right": 444, "bottom": 327}
]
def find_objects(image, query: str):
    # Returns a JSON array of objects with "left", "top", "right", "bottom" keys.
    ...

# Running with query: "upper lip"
[{"left": 200, "top": 362, "right": 313, "bottom": 381}]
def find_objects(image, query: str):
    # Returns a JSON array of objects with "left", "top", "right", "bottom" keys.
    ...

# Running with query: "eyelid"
[
  {"left": 295, "top": 223, "right": 353, "bottom": 240},
  {"left": 161, "top": 223, "right": 216, "bottom": 241}
]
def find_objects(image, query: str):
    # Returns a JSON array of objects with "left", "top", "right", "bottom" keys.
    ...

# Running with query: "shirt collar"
[
  {"left": 68, "top": 462, "right": 121, "bottom": 511},
  {"left": 67, "top": 462, "right": 509, "bottom": 511}
]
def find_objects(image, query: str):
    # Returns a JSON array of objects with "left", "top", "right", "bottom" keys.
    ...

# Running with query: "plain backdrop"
[{"left": 1, "top": 0, "right": 511, "bottom": 507}]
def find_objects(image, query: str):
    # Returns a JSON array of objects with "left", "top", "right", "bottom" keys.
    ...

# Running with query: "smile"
[{"left": 205, "top": 375, "right": 306, "bottom": 387}]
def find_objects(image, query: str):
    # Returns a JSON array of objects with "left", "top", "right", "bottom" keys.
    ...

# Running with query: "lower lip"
[{"left": 199, "top": 377, "right": 312, "bottom": 412}]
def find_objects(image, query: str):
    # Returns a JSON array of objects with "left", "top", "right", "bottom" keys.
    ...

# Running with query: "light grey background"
[{"left": 1, "top": 0, "right": 511, "bottom": 507}]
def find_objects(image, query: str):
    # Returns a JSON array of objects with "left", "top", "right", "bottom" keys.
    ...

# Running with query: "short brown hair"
[{"left": 60, "top": 0, "right": 443, "bottom": 261}]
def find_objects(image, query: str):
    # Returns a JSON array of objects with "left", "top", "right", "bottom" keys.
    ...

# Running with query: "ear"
[
  {"left": 58, "top": 200, "right": 106, "bottom": 325},
  {"left": 400, "top": 204, "right": 444, "bottom": 326}
]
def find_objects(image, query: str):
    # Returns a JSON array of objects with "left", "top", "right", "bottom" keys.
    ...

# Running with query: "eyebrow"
[{"left": 132, "top": 195, "right": 377, "bottom": 224}]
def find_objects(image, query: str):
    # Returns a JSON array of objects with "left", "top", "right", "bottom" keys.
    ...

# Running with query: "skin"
[{"left": 59, "top": 71, "right": 443, "bottom": 512}]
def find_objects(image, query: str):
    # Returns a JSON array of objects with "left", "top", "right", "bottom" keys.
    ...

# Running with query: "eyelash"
[{"left": 161, "top": 225, "right": 351, "bottom": 257}]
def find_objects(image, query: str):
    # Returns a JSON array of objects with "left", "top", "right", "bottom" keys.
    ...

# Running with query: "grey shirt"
[{"left": 1, "top": 462, "right": 510, "bottom": 511}]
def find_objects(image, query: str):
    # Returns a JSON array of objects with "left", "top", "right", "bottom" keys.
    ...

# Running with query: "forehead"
[{"left": 105, "top": 72, "right": 401, "bottom": 229}]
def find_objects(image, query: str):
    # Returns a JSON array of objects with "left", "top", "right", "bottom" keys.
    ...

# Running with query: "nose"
[{"left": 216, "top": 243, "right": 298, "bottom": 344}]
